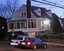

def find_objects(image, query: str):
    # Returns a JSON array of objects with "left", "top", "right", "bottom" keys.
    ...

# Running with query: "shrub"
[{"left": 38, "top": 33, "right": 64, "bottom": 39}]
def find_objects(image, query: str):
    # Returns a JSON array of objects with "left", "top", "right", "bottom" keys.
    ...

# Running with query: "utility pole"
[{"left": 27, "top": 0, "right": 31, "bottom": 18}]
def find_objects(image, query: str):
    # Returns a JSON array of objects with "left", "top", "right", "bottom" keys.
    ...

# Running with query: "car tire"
[
  {"left": 33, "top": 45, "right": 37, "bottom": 50},
  {"left": 43, "top": 44, "right": 47, "bottom": 49}
]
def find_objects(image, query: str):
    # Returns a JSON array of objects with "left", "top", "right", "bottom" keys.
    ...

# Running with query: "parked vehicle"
[
  {"left": 18, "top": 38, "right": 47, "bottom": 49},
  {"left": 10, "top": 35, "right": 29, "bottom": 46}
]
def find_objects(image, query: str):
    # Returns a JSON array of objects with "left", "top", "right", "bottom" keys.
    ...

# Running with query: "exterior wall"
[
  {"left": 14, "top": 5, "right": 40, "bottom": 20},
  {"left": 14, "top": 5, "right": 27, "bottom": 20},
  {"left": 36, "top": 18, "right": 50, "bottom": 31},
  {"left": 7, "top": 18, "right": 50, "bottom": 36},
  {"left": 28, "top": 32, "right": 35, "bottom": 38},
  {"left": 7, "top": 18, "right": 49, "bottom": 37}
]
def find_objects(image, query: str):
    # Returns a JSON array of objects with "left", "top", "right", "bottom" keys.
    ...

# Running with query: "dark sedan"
[{"left": 18, "top": 38, "right": 47, "bottom": 50}]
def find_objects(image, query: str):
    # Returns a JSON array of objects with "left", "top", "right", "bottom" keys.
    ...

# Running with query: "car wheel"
[
  {"left": 33, "top": 45, "right": 37, "bottom": 50},
  {"left": 43, "top": 44, "right": 47, "bottom": 49}
]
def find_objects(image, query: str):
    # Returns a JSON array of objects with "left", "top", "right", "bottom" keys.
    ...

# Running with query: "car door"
[{"left": 34, "top": 38, "right": 42, "bottom": 47}]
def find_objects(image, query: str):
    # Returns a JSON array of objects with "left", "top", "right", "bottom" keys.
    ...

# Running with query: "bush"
[
  {"left": 38, "top": 33, "right": 64, "bottom": 39},
  {"left": 52, "top": 34, "right": 64, "bottom": 39}
]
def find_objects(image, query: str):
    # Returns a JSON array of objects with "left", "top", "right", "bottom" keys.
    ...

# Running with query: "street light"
[{"left": 2, "top": 27, "right": 4, "bottom": 29}]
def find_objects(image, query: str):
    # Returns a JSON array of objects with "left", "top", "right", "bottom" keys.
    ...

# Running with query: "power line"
[{"left": 31, "top": 0, "right": 64, "bottom": 9}]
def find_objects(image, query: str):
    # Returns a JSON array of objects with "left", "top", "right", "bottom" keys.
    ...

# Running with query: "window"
[
  {"left": 31, "top": 22, "right": 36, "bottom": 28},
  {"left": 29, "top": 38, "right": 35, "bottom": 42},
  {"left": 21, "top": 22, "right": 27, "bottom": 28},
  {"left": 9, "top": 23, "right": 13, "bottom": 29},
  {"left": 17, "top": 23, "right": 20, "bottom": 29},
  {"left": 28, "top": 20, "right": 36, "bottom": 28},
  {"left": 24, "top": 13, "right": 26, "bottom": 17},
  {"left": 22, "top": 13, "right": 23, "bottom": 17},
  {"left": 28, "top": 22, "right": 31, "bottom": 28},
  {"left": 14, "top": 23, "right": 17, "bottom": 29},
  {"left": 15, "top": 37, "right": 23, "bottom": 40},
  {"left": 22, "top": 13, "right": 26, "bottom": 17},
  {"left": 35, "top": 38, "right": 42, "bottom": 43}
]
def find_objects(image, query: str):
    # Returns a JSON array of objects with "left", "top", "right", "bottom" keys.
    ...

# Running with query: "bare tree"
[
  {"left": 0, "top": 4, "right": 7, "bottom": 18},
  {"left": 0, "top": 0, "right": 20, "bottom": 20},
  {"left": 6, "top": 0, "right": 20, "bottom": 20}
]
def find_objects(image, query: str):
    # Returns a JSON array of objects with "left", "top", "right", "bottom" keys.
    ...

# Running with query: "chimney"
[{"left": 27, "top": 0, "right": 31, "bottom": 18}]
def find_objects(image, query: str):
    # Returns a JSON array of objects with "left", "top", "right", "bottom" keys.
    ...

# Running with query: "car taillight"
[
  {"left": 27, "top": 42, "right": 31, "bottom": 45},
  {"left": 18, "top": 41, "right": 20, "bottom": 44},
  {"left": 26, "top": 40, "right": 32, "bottom": 46}
]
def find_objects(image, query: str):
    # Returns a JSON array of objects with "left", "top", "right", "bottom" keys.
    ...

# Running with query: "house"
[{"left": 7, "top": 5, "right": 53, "bottom": 38}]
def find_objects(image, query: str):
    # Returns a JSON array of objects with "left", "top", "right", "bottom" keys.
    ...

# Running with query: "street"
[{"left": 0, "top": 41, "right": 64, "bottom": 51}]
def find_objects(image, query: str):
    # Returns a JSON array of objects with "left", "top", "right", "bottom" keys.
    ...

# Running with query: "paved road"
[{"left": 0, "top": 41, "right": 64, "bottom": 51}]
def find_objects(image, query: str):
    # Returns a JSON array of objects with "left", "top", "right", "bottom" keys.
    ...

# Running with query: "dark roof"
[
  {"left": 24, "top": 5, "right": 59, "bottom": 20},
  {"left": 52, "top": 13, "right": 59, "bottom": 19},
  {"left": 60, "top": 18, "right": 64, "bottom": 26},
  {"left": 28, "top": 5, "right": 47, "bottom": 11},
  {"left": 24, "top": 5, "right": 50, "bottom": 18}
]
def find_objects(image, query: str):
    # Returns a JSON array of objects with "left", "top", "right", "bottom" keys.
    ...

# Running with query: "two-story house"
[{"left": 7, "top": 5, "right": 52, "bottom": 38}]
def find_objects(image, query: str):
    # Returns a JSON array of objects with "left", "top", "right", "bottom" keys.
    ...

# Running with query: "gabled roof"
[
  {"left": 16, "top": 5, "right": 59, "bottom": 20},
  {"left": 24, "top": 5, "right": 52, "bottom": 19}
]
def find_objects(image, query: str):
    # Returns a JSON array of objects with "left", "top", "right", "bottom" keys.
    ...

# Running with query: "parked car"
[
  {"left": 10, "top": 35, "right": 29, "bottom": 46},
  {"left": 18, "top": 38, "right": 47, "bottom": 49}
]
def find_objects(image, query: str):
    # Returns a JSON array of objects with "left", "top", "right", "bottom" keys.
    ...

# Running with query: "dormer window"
[
  {"left": 38, "top": 9, "right": 41, "bottom": 16},
  {"left": 22, "top": 13, "right": 23, "bottom": 17}
]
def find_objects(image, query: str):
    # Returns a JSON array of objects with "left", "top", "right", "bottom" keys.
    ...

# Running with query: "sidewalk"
[{"left": 47, "top": 42, "right": 64, "bottom": 47}]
